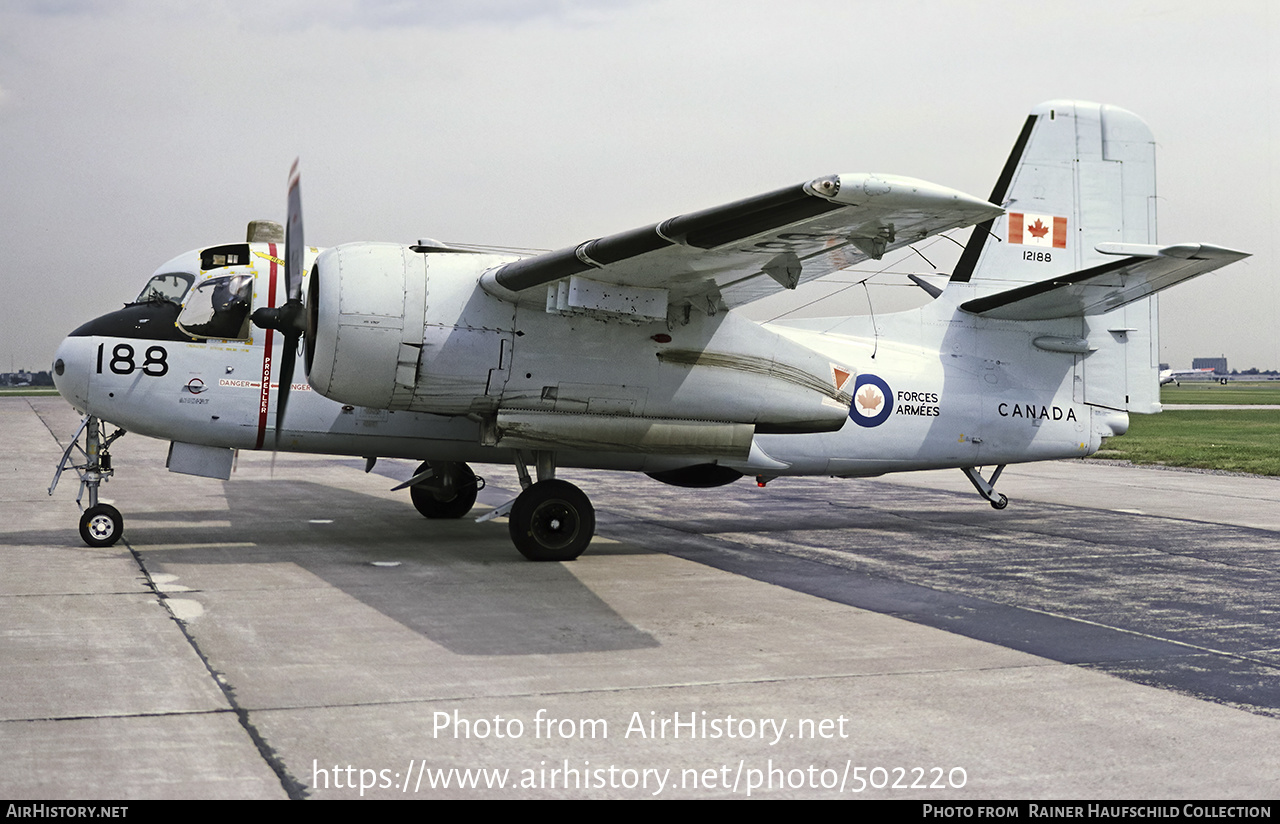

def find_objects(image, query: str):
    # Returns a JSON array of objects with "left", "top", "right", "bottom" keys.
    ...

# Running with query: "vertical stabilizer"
[{"left": 949, "top": 100, "right": 1162, "bottom": 413}]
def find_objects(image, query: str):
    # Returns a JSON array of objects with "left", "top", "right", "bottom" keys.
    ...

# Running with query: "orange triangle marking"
[{"left": 833, "top": 367, "right": 852, "bottom": 391}]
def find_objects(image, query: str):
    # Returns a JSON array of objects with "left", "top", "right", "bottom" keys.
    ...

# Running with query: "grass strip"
[{"left": 1096, "top": 409, "right": 1280, "bottom": 476}]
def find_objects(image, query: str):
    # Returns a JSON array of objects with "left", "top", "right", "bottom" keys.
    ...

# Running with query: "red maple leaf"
[
  {"left": 856, "top": 386, "right": 883, "bottom": 412},
  {"left": 1027, "top": 218, "right": 1050, "bottom": 239}
]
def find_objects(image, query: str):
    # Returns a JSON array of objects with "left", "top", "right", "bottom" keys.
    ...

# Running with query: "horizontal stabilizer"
[{"left": 959, "top": 243, "right": 1249, "bottom": 320}]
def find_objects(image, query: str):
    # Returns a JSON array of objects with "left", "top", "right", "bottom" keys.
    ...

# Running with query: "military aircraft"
[{"left": 50, "top": 100, "right": 1248, "bottom": 561}]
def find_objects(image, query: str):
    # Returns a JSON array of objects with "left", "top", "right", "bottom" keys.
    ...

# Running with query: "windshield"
[
  {"left": 134, "top": 272, "right": 195, "bottom": 305},
  {"left": 177, "top": 274, "right": 254, "bottom": 340}
]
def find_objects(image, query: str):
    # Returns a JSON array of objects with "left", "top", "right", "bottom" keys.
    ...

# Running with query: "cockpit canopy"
[
  {"left": 178, "top": 274, "right": 254, "bottom": 340},
  {"left": 134, "top": 272, "right": 195, "bottom": 306},
  {"left": 129, "top": 243, "right": 261, "bottom": 342},
  {"left": 130, "top": 240, "right": 298, "bottom": 342}
]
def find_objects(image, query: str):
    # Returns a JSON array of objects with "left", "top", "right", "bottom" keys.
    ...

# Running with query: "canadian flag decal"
[{"left": 1008, "top": 213, "right": 1067, "bottom": 248}]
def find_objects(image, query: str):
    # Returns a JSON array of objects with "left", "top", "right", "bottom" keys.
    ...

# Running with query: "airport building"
[{"left": 1191, "top": 357, "right": 1228, "bottom": 376}]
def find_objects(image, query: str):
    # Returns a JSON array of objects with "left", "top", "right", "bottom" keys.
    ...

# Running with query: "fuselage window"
[
  {"left": 201, "top": 243, "right": 251, "bottom": 271},
  {"left": 134, "top": 272, "right": 195, "bottom": 305},
  {"left": 178, "top": 274, "right": 254, "bottom": 340}
]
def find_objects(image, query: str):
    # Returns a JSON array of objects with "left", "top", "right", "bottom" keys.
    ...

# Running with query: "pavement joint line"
[
  {"left": 28, "top": 396, "right": 67, "bottom": 450},
  {"left": 672, "top": 486, "right": 1280, "bottom": 584},
  {"left": 818, "top": 499, "right": 1280, "bottom": 574},
  {"left": 869, "top": 474, "right": 1280, "bottom": 534},
  {"left": 4, "top": 655, "right": 1270, "bottom": 725},
  {"left": 120, "top": 535, "right": 309, "bottom": 800},
  {"left": 745, "top": 534, "right": 1280, "bottom": 665},
  {"left": 0, "top": 708, "right": 236, "bottom": 725},
  {"left": 177, "top": 661, "right": 1083, "bottom": 716},
  {"left": 601, "top": 512, "right": 1279, "bottom": 683},
  {"left": 1003, "top": 602, "right": 1279, "bottom": 663},
  {"left": 731, "top": 551, "right": 1271, "bottom": 666},
  {"left": 1080, "top": 456, "right": 1280, "bottom": 481},
  {"left": 0, "top": 589, "right": 158, "bottom": 599}
]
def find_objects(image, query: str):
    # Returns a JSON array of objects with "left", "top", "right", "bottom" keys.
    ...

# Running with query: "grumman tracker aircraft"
[{"left": 50, "top": 101, "right": 1248, "bottom": 561}]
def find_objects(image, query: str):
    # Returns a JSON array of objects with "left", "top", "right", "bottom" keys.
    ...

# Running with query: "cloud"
[
  {"left": 6, "top": 0, "right": 111, "bottom": 16},
  {"left": 187, "top": 0, "right": 644, "bottom": 32},
  {"left": 333, "top": 0, "right": 625, "bottom": 29}
]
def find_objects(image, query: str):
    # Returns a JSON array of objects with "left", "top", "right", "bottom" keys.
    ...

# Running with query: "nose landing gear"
[{"left": 50, "top": 415, "right": 128, "bottom": 547}]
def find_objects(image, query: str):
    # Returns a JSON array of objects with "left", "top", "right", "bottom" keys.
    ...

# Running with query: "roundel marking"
[{"left": 850, "top": 374, "right": 893, "bottom": 427}]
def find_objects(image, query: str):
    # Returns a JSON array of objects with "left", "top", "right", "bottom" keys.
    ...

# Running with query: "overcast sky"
[{"left": 2, "top": 0, "right": 1275, "bottom": 375}]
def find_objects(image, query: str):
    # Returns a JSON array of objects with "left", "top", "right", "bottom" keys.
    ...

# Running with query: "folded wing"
[{"left": 482, "top": 174, "right": 1002, "bottom": 315}]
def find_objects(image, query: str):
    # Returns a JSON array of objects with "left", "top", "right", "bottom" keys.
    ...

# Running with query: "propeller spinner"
[{"left": 250, "top": 159, "right": 307, "bottom": 441}]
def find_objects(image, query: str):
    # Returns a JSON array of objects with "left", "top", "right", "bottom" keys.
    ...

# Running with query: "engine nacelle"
[
  {"left": 306, "top": 243, "right": 516, "bottom": 414},
  {"left": 304, "top": 243, "right": 855, "bottom": 444}
]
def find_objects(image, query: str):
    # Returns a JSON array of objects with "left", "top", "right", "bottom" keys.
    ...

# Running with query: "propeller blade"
[
  {"left": 285, "top": 159, "right": 304, "bottom": 303},
  {"left": 275, "top": 331, "right": 299, "bottom": 439},
  {"left": 250, "top": 159, "right": 307, "bottom": 445}
]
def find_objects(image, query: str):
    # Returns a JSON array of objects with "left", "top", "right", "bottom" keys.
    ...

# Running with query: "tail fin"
[
  {"left": 949, "top": 99, "right": 1157, "bottom": 291},
  {"left": 946, "top": 101, "right": 1245, "bottom": 414}
]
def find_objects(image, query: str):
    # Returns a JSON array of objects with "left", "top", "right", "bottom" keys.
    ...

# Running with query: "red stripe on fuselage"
[{"left": 254, "top": 243, "right": 279, "bottom": 449}]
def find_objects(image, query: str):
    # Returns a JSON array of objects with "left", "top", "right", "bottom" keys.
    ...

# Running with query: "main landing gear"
[
  {"left": 961, "top": 465, "right": 1009, "bottom": 510},
  {"left": 395, "top": 454, "right": 592, "bottom": 561},
  {"left": 478, "top": 451, "right": 595, "bottom": 562},
  {"left": 49, "top": 415, "right": 128, "bottom": 547}
]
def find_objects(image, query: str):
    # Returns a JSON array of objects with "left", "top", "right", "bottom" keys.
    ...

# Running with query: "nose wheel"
[
  {"left": 79, "top": 504, "right": 124, "bottom": 548},
  {"left": 50, "top": 415, "right": 128, "bottom": 548}
]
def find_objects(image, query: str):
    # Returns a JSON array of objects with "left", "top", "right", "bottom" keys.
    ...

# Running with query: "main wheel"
[
  {"left": 409, "top": 462, "right": 478, "bottom": 519},
  {"left": 79, "top": 504, "right": 123, "bottom": 548},
  {"left": 990, "top": 494, "right": 1009, "bottom": 510},
  {"left": 508, "top": 479, "right": 594, "bottom": 562}
]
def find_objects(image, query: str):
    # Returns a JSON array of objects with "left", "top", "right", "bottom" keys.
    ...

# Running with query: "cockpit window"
[
  {"left": 177, "top": 274, "right": 254, "bottom": 340},
  {"left": 134, "top": 272, "right": 195, "bottom": 305}
]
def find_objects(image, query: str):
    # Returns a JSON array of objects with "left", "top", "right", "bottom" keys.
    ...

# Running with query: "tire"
[
  {"left": 508, "top": 479, "right": 594, "bottom": 562},
  {"left": 79, "top": 504, "right": 123, "bottom": 548},
  {"left": 409, "top": 462, "right": 478, "bottom": 519},
  {"left": 990, "top": 494, "right": 1009, "bottom": 510}
]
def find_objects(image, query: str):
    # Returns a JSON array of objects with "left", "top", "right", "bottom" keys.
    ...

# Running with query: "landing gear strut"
[
  {"left": 961, "top": 464, "right": 1008, "bottom": 510},
  {"left": 50, "top": 415, "right": 128, "bottom": 547},
  {"left": 480, "top": 450, "right": 595, "bottom": 561}
]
